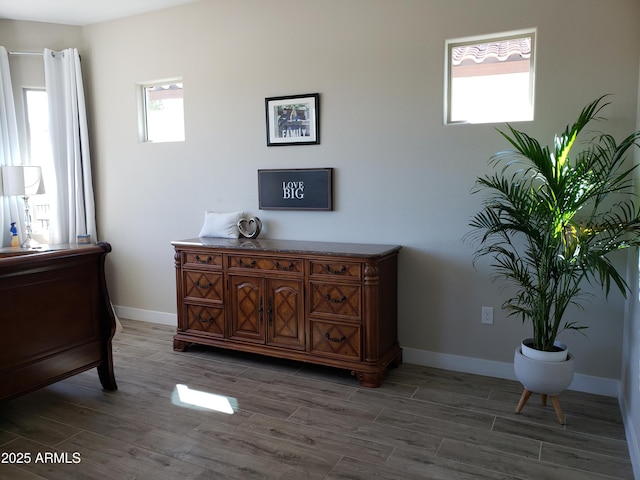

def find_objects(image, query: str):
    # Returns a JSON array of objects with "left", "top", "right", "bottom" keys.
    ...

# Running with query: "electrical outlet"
[{"left": 481, "top": 306, "right": 494, "bottom": 325}]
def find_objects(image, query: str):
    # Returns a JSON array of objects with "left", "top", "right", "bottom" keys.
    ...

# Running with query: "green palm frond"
[{"left": 468, "top": 95, "right": 640, "bottom": 351}]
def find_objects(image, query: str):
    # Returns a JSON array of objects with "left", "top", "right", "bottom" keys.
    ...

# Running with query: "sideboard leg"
[
  {"left": 353, "top": 370, "right": 385, "bottom": 388},
  {"left": 173, "top": 338, "right": 188, "bottom": 352}
]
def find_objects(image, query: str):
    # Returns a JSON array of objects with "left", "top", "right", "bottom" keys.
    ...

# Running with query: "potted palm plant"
[{"left": 468, "top": 95, "right": 640, "bottom": 411}]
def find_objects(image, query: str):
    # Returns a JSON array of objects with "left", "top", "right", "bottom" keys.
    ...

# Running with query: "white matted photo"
[{"left": 265, "top": 93, "right": 319, "bottom": 146}]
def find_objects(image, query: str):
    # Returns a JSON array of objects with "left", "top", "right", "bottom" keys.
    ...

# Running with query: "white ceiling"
[{"left": 0, "top": 0, "right": 202, "bottom": 26}]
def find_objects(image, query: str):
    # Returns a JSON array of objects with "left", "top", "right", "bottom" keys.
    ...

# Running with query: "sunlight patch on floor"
[{"left": 172, "top": 384, "right": 236, "bottom": 414}]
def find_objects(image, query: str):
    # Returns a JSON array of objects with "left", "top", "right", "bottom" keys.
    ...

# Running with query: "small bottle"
[{"left": 10, "top": 222, "right": 19, "bottom": 247}]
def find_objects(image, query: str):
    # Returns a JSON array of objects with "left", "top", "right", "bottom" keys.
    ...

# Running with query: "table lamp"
[{"left": 1, "top": 165, "right": 45, "bottom": 248}]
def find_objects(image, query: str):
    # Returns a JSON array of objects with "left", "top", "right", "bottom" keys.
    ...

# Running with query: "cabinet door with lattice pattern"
[
  {"left": 266, "top": 278, "right": 304, "bottom": 350},
  {"left": 229, "top": 275, "right": 264, "bottom": 343}
]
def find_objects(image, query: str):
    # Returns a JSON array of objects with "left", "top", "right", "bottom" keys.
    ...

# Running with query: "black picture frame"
[
  {"left": 265, "top": 93, "right": 319, "bottom": 146},
  {"left": 258, "top": 168, "right": 333, "bottom": 210}
]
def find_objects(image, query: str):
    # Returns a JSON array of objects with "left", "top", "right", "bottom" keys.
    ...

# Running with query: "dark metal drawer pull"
[
  {"left": 238, "top": 259, "right": 256, "bottom": 268},
  {"left": 275, "top": 261, "right": 295, "bottom": 271},
  {"left": 325, "top": 265, "right": 347, "bottom": 275},
  {"left": 325, "top": 333, "right": 346, "bottom": 343},
  {"left": 196, "top": 282, "right": 212, "bottom": 289},
  {"left": 197, "top": 314, "right": 213, "bottom": 323},
  {"left": 195, "top": 255, "right": 213, "bottom": 264},
  {"left": 325, "top": 294, "right": 347, "bottom": 303}
]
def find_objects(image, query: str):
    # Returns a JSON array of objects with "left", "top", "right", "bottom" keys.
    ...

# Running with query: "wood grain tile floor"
[{"left": 0, "top": 319, "right": 633, "bottom": 479}]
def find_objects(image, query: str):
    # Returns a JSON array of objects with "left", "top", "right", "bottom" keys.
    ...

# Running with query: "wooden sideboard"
[{"left": 172, "top": 238, "right": 402, "bottom": 387}]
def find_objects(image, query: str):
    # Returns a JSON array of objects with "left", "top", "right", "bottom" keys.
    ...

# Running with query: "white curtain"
[
  {"left": 44, "top": 48, "right": 97, "bottom": 244},
  {"left": 0, "top": 47, "right": 23, "bottom": 247}
]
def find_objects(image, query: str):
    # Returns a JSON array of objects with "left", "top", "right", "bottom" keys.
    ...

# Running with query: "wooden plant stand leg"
[
  {"left": 550, "top": 396, "right": 565, "bottom": 424},
  {"left": 515, "top": 388, "right": 565, "bottom": 425},
  {"left": 515, "top": 388, "right": 533, "bottom": 414}
]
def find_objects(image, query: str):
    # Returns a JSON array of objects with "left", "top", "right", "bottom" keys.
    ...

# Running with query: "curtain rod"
[
  {"left": 8, "top": 51, "right": 43, "bottom": 56},
  {"left": 8, "top": 50, "right": 79, "bottom": 60}
]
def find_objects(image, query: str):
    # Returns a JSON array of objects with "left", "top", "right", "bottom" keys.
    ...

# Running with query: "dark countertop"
[{"left": 171, "top": 237, "right": 401, "bottom": 258}]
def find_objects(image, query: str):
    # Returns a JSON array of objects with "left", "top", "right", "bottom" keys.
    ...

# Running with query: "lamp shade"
[{"left": 1, "top": 166, "right": 45, "bottom": 196}]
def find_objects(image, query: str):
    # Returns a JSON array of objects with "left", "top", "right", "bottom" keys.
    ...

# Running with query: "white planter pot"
[
  {"left": 521, "top": 338, "right": 568, "bottom": 362},
  {"left": 513, "top": 346, "right": 575, "bottom": 395}
]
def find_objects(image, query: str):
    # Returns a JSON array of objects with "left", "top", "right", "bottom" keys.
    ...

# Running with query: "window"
[
  {"left": 445, "top": 29, "right": 535, "bottom": 124},
  {"left": 24, "top": 88, "right": 52, "bottom": 242},
  {"left": 139, "top": 80, "right": 185, "bottom": 142}
]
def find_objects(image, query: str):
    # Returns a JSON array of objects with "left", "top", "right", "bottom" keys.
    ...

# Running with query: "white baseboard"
[
  {"left": 620, "top": 395, "right": 640, "bottom": 480},
  {"left": 402, "top": 346, "right": 620, "bottom": 398},
  {"left": 113, "top": 305, "right": 176, "bottom": 326}
]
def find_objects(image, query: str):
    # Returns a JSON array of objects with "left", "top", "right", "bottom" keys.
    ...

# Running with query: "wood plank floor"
[{"left": 0, "top": 319, "right": 633, "bottom": 479}]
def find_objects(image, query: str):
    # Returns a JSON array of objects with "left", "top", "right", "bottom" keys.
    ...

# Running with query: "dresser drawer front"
[
  {"left": 184, "top": 271, "right": 224, "bottom": 302},
  {"left": 185, "top": 304, "right": 225, "bottom": 337},
  {"left": 310, "top": 320, "right": 360, "bottom": 359},
  {"left": 184, "top": 252, "right": 223, "bottom": 268},
  {"left": 310, "top": 261, "right": 361, "bottom": 279},
  {"left": 310, "top": 283, "right": 361, "bottom": 319},
  {"left": 228, "top": 256, "right": 303, "bottom": 274}
]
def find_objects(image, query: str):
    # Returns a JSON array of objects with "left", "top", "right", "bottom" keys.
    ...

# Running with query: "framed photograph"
[
  {"left": 258, "top": 168, "right": 333, "bottom": 210},
  {"left": 265, "top": 93, "right": 319, "bottom": 146}
]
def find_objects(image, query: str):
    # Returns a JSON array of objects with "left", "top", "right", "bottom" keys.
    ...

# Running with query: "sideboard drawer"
[
  {"left": 310, "top": 261, "right": 361, "bottom": 279},
  {"left": 310, "top": 283, "right": 361, "bottom": 320},
  {"left": 185, "top": 304, "right": 225, "bottom": 338},
  {"left": 228, "top": 255, "right": 303, "bottom": 274},
  {"left": 184, "top": 252, "right": 223, "bottom": 268},
  {"left": 183, "top": 271, "right": 224, "bottom": 303},
  {"left": 310, "top": 320, "right": 360, "bottom": 359}
]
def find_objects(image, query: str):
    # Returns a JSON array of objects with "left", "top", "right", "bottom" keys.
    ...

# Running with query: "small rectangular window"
[
  {"left": 139, "top": 80, "right": 185, "bottom": 142},
  {"left": 445, "top": 29, "right": 535, "bottom": 124}
]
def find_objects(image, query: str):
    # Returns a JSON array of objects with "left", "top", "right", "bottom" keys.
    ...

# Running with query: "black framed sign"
[
  {"left": 258, "top": 168, "right": 333, "bottom": 210},
  {"left": 265, "top": 93, "right": 319, "bottom": 146}
]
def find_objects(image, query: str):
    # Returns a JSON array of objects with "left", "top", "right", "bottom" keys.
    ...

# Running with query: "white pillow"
[{"left": 198, "top": 211, "right": 244, "bottom": 239}]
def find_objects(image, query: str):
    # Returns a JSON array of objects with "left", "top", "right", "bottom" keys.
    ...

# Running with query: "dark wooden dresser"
[
  {"left": 172, "top": 237, "right": 401, "bottom": 387},
  {"left": 0, "top": 243, "right": 117, "bottom": 400}
]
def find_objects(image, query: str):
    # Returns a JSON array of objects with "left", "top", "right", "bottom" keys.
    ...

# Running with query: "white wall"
[
  {"left": 3, "top": 1, "right": 640, "bottom": 388},
  {"left": 620, "top": 55, "right": 640, "bottom": 480},
  {"left": 622, "top": 252, "right": 640, "bottom": 477}
]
